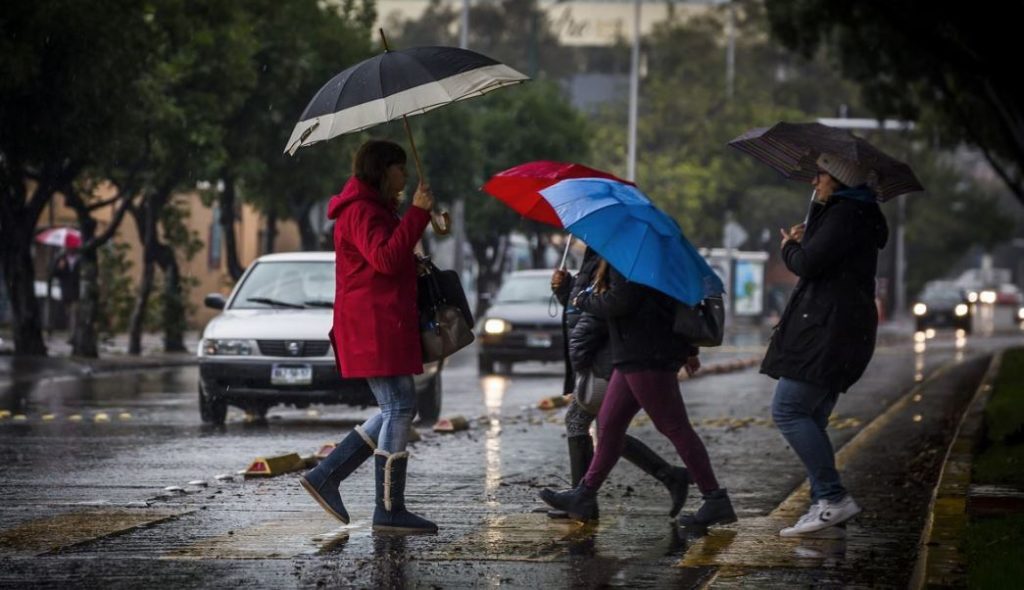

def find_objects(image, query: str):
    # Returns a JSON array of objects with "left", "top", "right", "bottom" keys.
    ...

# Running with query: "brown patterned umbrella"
[{"left": 728, "top": 122, "right": 924, "bottom": 202}]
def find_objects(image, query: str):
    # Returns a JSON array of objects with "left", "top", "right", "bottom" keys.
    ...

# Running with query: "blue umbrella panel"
[{"left": 539, "top": 178, "right": 724, "bottom": 306}]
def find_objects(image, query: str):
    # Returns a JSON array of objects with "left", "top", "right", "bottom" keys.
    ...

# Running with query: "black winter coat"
[
  {"left": 760, "top": 195, "right": 889, "bottom": 393},
  {"left": 575, "top": 266, "right": 695, "bottom": 372},
  {"left": 569, "top": 312, "right": 613, "bottom": 380}
]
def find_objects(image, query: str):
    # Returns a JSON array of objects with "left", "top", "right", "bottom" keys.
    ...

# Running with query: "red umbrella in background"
[
  {"left": 35, "top": 226, "right": 81, "bottom": 249},
  {"left": 482, "top": 161, "right": 634, "bottom": 228}
]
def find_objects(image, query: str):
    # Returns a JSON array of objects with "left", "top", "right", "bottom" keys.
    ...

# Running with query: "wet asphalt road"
[{"left": 0, "top": 331, "right": 1019, "bottom": 588}]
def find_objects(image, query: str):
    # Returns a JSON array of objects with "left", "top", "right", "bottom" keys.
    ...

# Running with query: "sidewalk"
[{"left": 0, "top": 331, "right": 199, "bottom": 386}]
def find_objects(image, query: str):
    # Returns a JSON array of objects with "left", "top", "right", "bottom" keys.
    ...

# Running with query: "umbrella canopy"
[
  {"left": 538, "top": 178, "right": 724, "bottom": 306},
  {"left": 285, "top": 46, "right": 528, "bottom": 155},
  {"left": 728, "top": 121, "right": 924, "bottom": 201},
  {"left": 35, "top": 227, "right": 81, "bottom": 249},
  {"left": 482, "top": 161, "right": 634, "bottom": 227}
]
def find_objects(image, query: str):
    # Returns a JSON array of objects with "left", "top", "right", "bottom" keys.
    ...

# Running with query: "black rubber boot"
[
  {"left": 372, "top": 451, "right": 438, "bottom": 533},
  {"left": 676, "top": 488, "right": 737, "bottom": 528},
  {"left": 300, "top": 426, "right": 375, "bottom": 523},
  {"left": 548, "top": 435, "right": 596, "bottom": 519},
  {"left": 539, "top": 484, "right": 599, "bottom": 521},
  {"left": 622, "top": 435, "right": 690, "bottom": 517}
]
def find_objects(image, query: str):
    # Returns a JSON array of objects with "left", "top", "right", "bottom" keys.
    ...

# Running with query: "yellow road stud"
[
  {"left": 538, "top": 396, "right": 568, "bottom": 410},
  {"left": 118, "top": 412, "right": 132, "bottom": 421},
  {"left": 41, "top": 414, "right": 55, "bottom": 421},
  {"left": 94, "top": 413, "right": 110, "bottom": 423},
  {"left": 433, "top": 415, "right": 469, "bottom": 433},
  {"left": 0, "top": 410, "right": 10, "bottom": 419},
  {"left": 13, "top": 414, "right": 27, "bottom": 421},
  {"left": 68, "top": 414, "right": 83, "bottom": 422},
  {"left": 243, "top": 453, "right": 305, "bottom": 477}
]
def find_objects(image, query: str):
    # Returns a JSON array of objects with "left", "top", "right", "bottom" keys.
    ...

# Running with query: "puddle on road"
[
  {"left": 432, "top": 513, "right": 611, "bottom": 562},
  {"left": 0, "top": 508, "right": 190, "bottom": 555},
  {"left": 164, "top": 511, "right": 352, "bottom": 560}
]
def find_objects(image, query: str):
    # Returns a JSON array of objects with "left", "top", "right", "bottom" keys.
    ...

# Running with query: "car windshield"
[
  {"left": 231, "top": 261, "right": 334, "bottom": 309},
  {"left": 920, "top": 283, "right": 964, "bottom": 307},
  {"left": 494, "top": 274, "right": 552, "bottom": 304}
]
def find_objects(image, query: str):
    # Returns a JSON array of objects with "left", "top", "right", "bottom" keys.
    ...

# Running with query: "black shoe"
[
  {"left": 372, "top": 451, "right": 438, "bottom": 534},
  {"left": 300, "top": 426, "right": 375, "bottom": 523},
  {"left": 539, "top": 484, "right": 599, "bottom": 521},
  {"left": 676, "top": 488, "right": 737, "bottom": 527},
  {"left": 621, "top": 435, "right": 690, "bottom": 517}
]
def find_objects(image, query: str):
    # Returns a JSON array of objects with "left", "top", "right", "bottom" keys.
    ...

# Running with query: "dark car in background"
[
  {"left": 477, "top": 269, "right": 565, "bottom": 374},
  {"left": 913, "top": 280, "right": 971, "bottom": 333}
]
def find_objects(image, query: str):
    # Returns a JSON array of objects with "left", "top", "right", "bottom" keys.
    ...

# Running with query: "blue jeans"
[
  {"left": 359, "top": 376, "right": 416, "bottom": 453},
  {"left": 771, "top": 377, "right": 846, "bottom": 503}
]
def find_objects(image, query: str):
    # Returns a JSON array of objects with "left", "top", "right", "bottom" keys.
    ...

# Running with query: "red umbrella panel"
[{"left": 482, "top": 161, "right": 634, "bottom": 228}]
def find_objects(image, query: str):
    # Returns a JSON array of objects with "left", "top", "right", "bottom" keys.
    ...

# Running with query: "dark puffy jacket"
[
  {"left": 555, "top": 249, "right": 602, "bottom": 393},
  {"left": 575, "top": 266, "right": 695, "bottom": 372},
  {"left": 760, "top": 194, "right": 889, "bottom": 393},
  {"left": 568, "top": 312, "right": 613, "bottom": 380}
]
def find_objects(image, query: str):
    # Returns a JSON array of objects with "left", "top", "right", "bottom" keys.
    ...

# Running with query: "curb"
[{"left": 910, "top": 350, "right": 1004, "bottom": 589}]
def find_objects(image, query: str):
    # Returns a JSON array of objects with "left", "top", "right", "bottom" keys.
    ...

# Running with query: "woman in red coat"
[{"left": 301, "top": 139, "right": 437, "bottom": 533}]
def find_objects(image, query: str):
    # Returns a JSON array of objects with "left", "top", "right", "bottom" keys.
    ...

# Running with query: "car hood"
[
  {"left": 481, "top": 301, "right": 561, "bottom": 326},
  {"left": 202, "top": 308, "right": 332, "bottom": 340}
]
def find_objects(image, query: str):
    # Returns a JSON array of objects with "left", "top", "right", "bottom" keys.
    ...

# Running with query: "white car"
[{"left": 197, "top": 252, "right": 442, "bottom": 425}]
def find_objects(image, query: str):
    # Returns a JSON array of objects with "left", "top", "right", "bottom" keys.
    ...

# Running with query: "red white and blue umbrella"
[{"left": 483, "top": 164, "right": 723, "bottom": 306}]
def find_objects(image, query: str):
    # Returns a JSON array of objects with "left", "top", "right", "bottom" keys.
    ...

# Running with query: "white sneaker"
[{"left": 780, "top": 496, "right": 860, "bottom": 537}]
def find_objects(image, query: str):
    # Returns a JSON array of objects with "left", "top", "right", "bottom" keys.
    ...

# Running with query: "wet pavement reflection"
[{"left": 0, "top": 332, "right": 1018, "bottom": 587}]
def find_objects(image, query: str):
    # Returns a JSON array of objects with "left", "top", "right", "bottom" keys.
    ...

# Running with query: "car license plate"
[
  {"left": 526, "top": 333, "right": 552, "bottom": 348},
  {"left": 271, "top": 364, "right": 312, "bottom": 385}
]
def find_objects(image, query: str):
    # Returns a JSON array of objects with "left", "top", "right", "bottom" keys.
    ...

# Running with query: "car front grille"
[{"left": 257, "top": 340, "right": 331, "bottom": 357}]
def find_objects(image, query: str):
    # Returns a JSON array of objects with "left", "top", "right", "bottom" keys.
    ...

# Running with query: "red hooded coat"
[{"left": 327, "top": 176, "right": 431, "bottom": 378}]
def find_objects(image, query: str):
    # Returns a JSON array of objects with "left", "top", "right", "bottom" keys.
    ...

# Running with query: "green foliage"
[
  {"left": 97, "top": 242, "right": 135, "bottom": 336},
  {"left": 763, "top": 0, "right": 1024, "bottom": 204},
  {"left": 986, "top": 348, "right": 1024, "bottom": 446},
  {"left": 966, "top": 514, "right": 1024, "bottom": 590}
]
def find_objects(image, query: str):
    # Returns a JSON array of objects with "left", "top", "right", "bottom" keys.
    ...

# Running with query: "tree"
[
  {"left": 219, "top": 0, "right": 375, "bottom": 274},
  {"left": 119, "top": 0, "right": 258, "bottom": 354},
  {"left": 0, "top": 0, "right": 153, "bottom": 355},
  {"left": 763, "top": 0, "right": 1024, "bottom": 206}
]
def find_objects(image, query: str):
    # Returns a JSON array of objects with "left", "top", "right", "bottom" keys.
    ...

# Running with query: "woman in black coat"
[
  {"left": 550, "top": 248, "right": 690, "bottom": 518},
  {"left": 761, "top": 152, "right": 889, "bottom": 537}
]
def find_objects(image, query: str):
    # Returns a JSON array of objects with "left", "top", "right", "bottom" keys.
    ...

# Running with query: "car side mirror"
[{"left": 204, "top": 293, "right": 226, "bottom": 310}]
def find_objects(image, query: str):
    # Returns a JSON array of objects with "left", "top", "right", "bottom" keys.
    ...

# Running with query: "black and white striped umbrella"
[{"left": 285, "top": 46, "right": 529, "bottom": 155}]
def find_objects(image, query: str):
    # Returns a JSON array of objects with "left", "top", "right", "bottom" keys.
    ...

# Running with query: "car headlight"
[
  {"left": 201, "top": 338, "right": 255, "bottom": 356},
  {"left": 1018, "top": 307, "right": 1024, "bottom": 321},
  {"left": 967, "top": 291, "right": 979, "bottom": 303},
  {"left": 980, "top": 290, "right": 997, "bottom": 304},
  {"left": 483, "top": 318, "right": 511, "bottom": 335},
  {"left": 912, "top": 303, "right": 927, "bottom": 316},
  {"left": 955, "top": 303, "right": 969, "bottom": 317}
]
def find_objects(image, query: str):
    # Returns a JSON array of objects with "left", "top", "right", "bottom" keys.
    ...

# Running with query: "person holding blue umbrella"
[{"left": 535, "top": 178, "right": 735, "bottom": 527}]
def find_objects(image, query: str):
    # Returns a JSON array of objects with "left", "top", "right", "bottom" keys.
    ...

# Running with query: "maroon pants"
[{"left": 582, "top": 368, "right": 720, "bottom": 494}]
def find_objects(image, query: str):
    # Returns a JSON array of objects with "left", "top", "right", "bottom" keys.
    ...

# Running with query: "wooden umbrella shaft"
[{"left": 379, "top": 28, "right": 449, "bottom": 235}]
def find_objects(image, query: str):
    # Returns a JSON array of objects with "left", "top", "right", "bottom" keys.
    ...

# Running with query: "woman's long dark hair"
[{"left": 353, "top": 139, "right": 406, "bottom": 193}]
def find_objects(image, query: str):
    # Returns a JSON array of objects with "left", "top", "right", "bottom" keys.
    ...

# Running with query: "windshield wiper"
[
  {"left": 246, "top": 297, "right": 305, "bottom": 309},
  {"left": 304, "top": 300, "right": 334, "bottom": 308}
]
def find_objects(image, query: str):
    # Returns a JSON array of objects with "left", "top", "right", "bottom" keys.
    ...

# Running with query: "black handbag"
[
  {"left": 417, "top": 260, "right": 475, "bottom": 362},
  {"left": 673, "top": 296, "right": 725, "bottom": 347}
]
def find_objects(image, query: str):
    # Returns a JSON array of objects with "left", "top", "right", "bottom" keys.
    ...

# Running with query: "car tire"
[
  {"left": 416, "top": 369, "right": 443, "bottom": 423},
  {"left": 478, "top": 354, "right": 495, "bottom": 374},
  {"left": 199, "top": 382, "right": 227, "bottom": 425}
]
